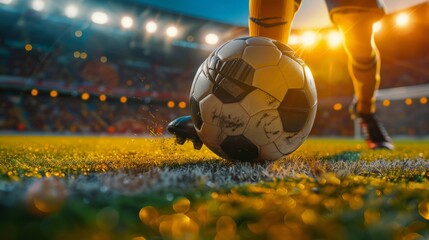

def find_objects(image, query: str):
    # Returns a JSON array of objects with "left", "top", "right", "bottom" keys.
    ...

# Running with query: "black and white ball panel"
[
  {"left": 245, "top": 37, "right": 277, "bottom": 47},
  {"left": 278, "top": 56, "right": 305, "bottom": 89},
  {"left": 216, "top": 40, "right": 247, "bottom": 61},
  {"left": 244, "top": 110, "right": 283, "bottom": 146},
  {"left": 198, "top": 115, "right": 229, "bottom": 159},
  {"left": 252, "top": 66, "right": 288, "bottom": 101},
  {"left": 260, "top": 142, "right": 285, "bottom": 161},
  {"left": 242, "top": 46, "right": 282, "bottom": 69},
  {"left": 199, "top": 94, "right": 223, "bottom": 126},
  {"left": 192, "top": 69, "right": 214, "bottom": 102},
  {"left": 218, "top": 102, "right": 249, "bottom": 136},
  {"left": 239, "top": 89, "right": 280, "bottom": 117}
]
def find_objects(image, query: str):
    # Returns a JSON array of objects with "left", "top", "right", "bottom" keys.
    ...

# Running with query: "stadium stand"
[{"left": 0, "top": 1, "right": 428, "bottom": 136}]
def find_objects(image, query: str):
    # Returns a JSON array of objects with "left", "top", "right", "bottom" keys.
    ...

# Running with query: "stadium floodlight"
[
  {"left": 301, "top": 30, "right": 317, "bottom": 47},
  {"left": 31, "top": 0, "right": 45, "bottom": 11},
  {"left": 0, "top": 0, "right": 13, "bottom": 5},
  {"left": 373, "top": 21, "right": 382, "bottom": 33},
  {"left": 145, "top": 21, "right": 157, "bottom": 33},
  {"left": 326, "top": 30, "right": 342, "bottom": 48},
  {"left": 395, "top": 13, "right": 409, "bottom": 27},
  {"left": 288, "top": 34, "right": 299, "bottom": 45},
  {"left": 121, "top": 16, "right": 134, "bottom": 29},
  {"left": 166, "top": 26, "right": 178, "bottom": 38},
  {"left": 205, "top": 33, "right": 219, "bottom": 45},
  {"left": 91, "top": 11, "right": 108, "bottom": 25},
  {"left": 65, "top": 4, "right": 79, "bottom": 18}
]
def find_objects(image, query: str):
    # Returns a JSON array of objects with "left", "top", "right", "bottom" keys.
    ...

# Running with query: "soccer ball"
[{"left": 189, "top": 36, "right": 317, "bottom": 162}]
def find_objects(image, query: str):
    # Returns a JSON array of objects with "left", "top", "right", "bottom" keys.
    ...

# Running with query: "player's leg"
[
  {"left": 326, "top": 0, "right": 393, "bottom": 149},
  {"left": 249, "top": 0, "right": 301, "bottom": 44}
]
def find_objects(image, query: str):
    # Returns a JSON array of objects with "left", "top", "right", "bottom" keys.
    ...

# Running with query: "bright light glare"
[
  {"left": 65, "top": 4, "right": 79, "bottom": 18},
  {"left": 302, "top": 31, "right": 317, "bottom": 47},
  {"left": 91, "top": 11, "right": 108, "bottom": 25},
  {"left": 166, "top": 26, "right": 178, "bottom": 38},
  {"left": 373, "top": 21, "right": 382, "bottom": 33},
  {"left": 326, "top": 30, "right": 342, "bottom": 48},
  {"left": 288, "top": 34, "right": 299, "bottom": 45},
  {"left": 395, "top": 13, "right": 409, "bottom": 27},
  {"left": 0, "top": 0, "right": 13, "bottom": 5},
  {"left": 145, "top": 21, "right": 157, "bottom": 33},
  {"left": 205, "top": 33, "right": 219, "bottom": 45},
  {"left": 31, "top": 0, "right": 45, "bottom": 11},
  {"left": 121, "top": 16, "right": 134, "bottom": 29}
]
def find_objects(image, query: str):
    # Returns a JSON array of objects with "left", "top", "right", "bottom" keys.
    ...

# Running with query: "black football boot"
[
  {"left": 166, "top": 116, "right": 203, "bottom": 150},
  {"left": 350, "top": 103, "right": 394, "bottom": 150}
]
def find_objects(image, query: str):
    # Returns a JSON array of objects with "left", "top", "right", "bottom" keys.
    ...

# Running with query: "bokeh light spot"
[
  {"left": 65, "top": 4, "right": 79, "bottom": 18},
  {"left": 99, "top": 94, "right": 107, "bottom": 102},
  {"left": 178, "top": 101, "right": 187, "bottom": 109},
  {"left": 333, "top": 103, "right": 342, "bottom": 111},
  {"left": 405, "top": 98, "right": 413, "bottom": 106},
  {"left": 25, "top": 44, "right": 32, "bottom": 52},
  {"left": 173, "top": 197, "right": 190, "bottom": 213},
  {"left": 166, "top": 26, "right": 178, "bottom": 38},
  {"left": 382, "top": 99, "right": 390, "bottom": 107},
  {"left": 50, "top": 90, "right": 58, "bottom": 98},
  {"left": 75, "top": 30, "right": 82, "bottom": 37},
  {"left": 81, "top": 92, "right": 90, "bottom": 101},
  {"left": 205, "top": 33, "right": 219, "bottom": 45},
  {"left": 145, "top": 21, "right": 158, "bottom": 33},
  {"left": 91, "top": 11, "right": 108, "bottom": 25},
  {"left": 31, "top": 89, "right": 38, "bottom": 96},
  {"left": 418, "top": 200, "right": 429, "bottom": 220},
  {"left": 167, "top": 101, "right": 175, "bottom": 108}
]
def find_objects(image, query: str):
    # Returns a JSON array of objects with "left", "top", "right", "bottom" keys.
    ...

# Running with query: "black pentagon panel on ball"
[
  {"left": 190, "top": 96, "right": 203, "bottom": 130},
  {"left": 206, "top": 57, "right": 256, "bottom": 103},
  {"left": 213, "top": 78, "right": 255, "bottom": 103},
  {"left": 219, "top": 58, "right": 255, "bottom": 85},
  {"left": 208, "top": 57, "right": 255, "bottom": 85},
  {"left": 278, "top": 89, "right": 310, "bottom": 132},
  {"left": 220, "top": 135, "right": 259, "bottom": 162}
]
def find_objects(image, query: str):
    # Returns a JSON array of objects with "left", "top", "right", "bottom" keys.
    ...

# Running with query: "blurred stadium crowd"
[{"left": 0, "top": 1, "right": 428, "bottom": 137}]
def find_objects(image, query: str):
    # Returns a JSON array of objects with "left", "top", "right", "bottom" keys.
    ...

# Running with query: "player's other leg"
[
  {"left": 327, "top": 0, "right": 393, "bottom": 150},
  {"left": 167, "top": 0, "right": 301, "bottom": 148}
]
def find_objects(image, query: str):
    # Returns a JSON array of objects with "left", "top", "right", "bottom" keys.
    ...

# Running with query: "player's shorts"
[{"left": 325, "top": 0, "right": 385, "bottom": 19}]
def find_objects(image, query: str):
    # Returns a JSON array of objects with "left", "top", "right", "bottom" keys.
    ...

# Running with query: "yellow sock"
[{"left": 249, "top": 0, "right": 301, "bottom": 44}]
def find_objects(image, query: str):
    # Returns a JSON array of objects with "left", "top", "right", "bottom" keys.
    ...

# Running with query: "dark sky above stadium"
[{"left": 135, "top": 0, "right": 427, "bottom": 28}]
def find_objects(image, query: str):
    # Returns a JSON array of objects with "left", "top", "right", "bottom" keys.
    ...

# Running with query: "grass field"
[{"left": 0, "top": 136, "right": 429, "bottom": 240}]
